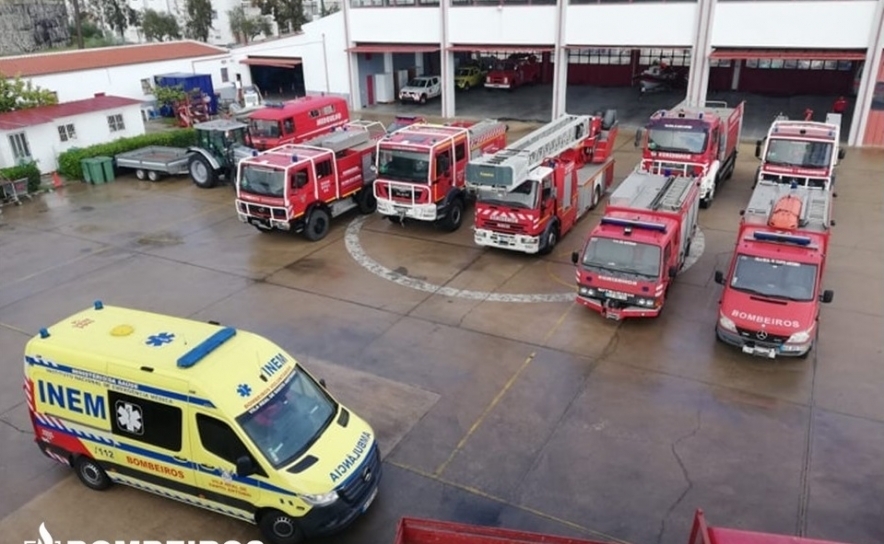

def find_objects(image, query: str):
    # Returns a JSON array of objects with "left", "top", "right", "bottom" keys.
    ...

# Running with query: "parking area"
[{"left": 0, "top": 130, "right": 882, "bottom": 544}]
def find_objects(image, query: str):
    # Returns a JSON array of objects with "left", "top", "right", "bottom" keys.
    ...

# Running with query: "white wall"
[
  {"left": 712, "top": 1, "right": 877, "bottom": 48},
  {"left": 448, "top": 6, "right": 557, "bottom": 45},
  {"left": 566, "top": 4, "right": 696, "bottom": 47},
  {"left": 0, "top": 104, "right": 146, "bottom": 173},
  {"left": 27, "top": 55, "right": 232, "bottom": 105},
  {"left": 231, "top": 12, "right": 350, "bottom": 97},
  {"left": 348, "top": 8, "right": 441, "bottom": 44}
]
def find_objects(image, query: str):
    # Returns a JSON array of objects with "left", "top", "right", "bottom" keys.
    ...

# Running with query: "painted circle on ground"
[{"left": 344, "top": 215, "right": 705, "bottom": 303}]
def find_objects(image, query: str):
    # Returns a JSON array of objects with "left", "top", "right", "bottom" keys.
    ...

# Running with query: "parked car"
[
  {"left": 455, "top": 66, "right": 486, "bottom": 91},
  {"left": 399, "top": 76, "right": 442, "bottom": 104}
]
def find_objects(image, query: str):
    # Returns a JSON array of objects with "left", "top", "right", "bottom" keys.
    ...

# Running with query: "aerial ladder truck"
[{"left": 467, "top": 111, "right": 618, "bottom": 255}]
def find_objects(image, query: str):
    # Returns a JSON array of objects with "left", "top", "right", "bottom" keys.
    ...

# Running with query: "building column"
[
  {"left": 415, "top": 52, "right": 425, "bottom": 76},
  {"left": 684, "top": 0, "right": 716, "bottom": 107},
  {"left": 341, "top": 0, "right": 361, "bottom": 111},
  {"left": 850, "top": 0, "right": 884, "bottom": 146},
  {"left": 383, "top": 53, "right": 394, "bottom": 73},
  {"left": 440, "top": 0, "right": 455, "bottom": 118},
  {"left": 551, "top": 0, "right": 568, "bottom": 118}
]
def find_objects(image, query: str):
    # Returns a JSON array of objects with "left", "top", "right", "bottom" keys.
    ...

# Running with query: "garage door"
[
  {"left": 347, "top": 44, "right": 440, "bottom": 53},
  {"left": 240, "top": 57, "right": 302, "bottom": 69}
]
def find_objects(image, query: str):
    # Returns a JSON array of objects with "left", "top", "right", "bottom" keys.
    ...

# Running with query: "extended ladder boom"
[{"left": 466, "top": 114, "right": 593, "bottom": 190}]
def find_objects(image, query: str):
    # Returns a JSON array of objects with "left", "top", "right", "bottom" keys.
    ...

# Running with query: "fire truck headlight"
[
  {"left": 302, "top": 490, "right": 339, "bottom": 506},
  {"left": 788, "top": 330, "right": 812, "bottom": 344},
  {"left": 578, "top": 286, "right": 596, "bottom": 297},
  {"left": 718, "top": 314, "right": 737, "bottom": 332},
  {"left": 636, "top": 297, "right": 655, "bottom": 307}
]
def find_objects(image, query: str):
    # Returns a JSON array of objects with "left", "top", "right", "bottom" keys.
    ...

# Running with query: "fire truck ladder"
[
  {"left": 465, "top": 114, "right": 592, "bottom": 191},
  {"left": 649, "top": 175, "right": 694, "bottom": 212}
]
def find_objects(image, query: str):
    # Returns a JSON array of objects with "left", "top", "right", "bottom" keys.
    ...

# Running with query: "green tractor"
[{"left": 187, "top": 119, "right": 257, "bottom": 189}]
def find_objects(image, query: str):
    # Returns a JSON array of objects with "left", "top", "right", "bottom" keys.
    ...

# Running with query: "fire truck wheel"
[
  {"left": 357, "top": 188, "right": 377, "bottom": 214},
  {"left": 135, "top": 169, "right": 146, "bottom": 180},
  {"left": 259, "top": 510, "right": 304, "bottom": 544},
  {"left": 74, "top": 456, "right": 112, "bottom": 491},
  {"left": 540, "top": 227, "right": 557, "bottom": 255},
  {"left": 188, "top": 155, "right": 216, "bottom": 189},
  {"left": 591, "top": 185, "right": 601, "bottom": 210},
  {"left": 439, "top": 199, "right": 464, "bottom": 232},
  {"left": 304, "top": 208, "right": 331, "bottom": 241}
]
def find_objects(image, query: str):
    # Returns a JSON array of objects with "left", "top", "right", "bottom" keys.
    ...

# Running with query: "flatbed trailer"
[{"left": 114, "top": 146, "right": 191, "bottom": 181}]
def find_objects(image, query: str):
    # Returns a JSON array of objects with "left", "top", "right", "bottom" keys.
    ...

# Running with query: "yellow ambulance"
[{"left": 23, "top": 301, "right": 381, "bottom": 544}]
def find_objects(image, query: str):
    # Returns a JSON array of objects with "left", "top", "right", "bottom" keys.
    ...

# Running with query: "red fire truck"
[
  {"left": 484, "top": 54, "right": 542, "bottom": 91},
  {"left": 714, "top": 180, "right": 835, "bottom": 359},
  {"left": 571, "top": 171, "right": 701, "bottom": 320},
  {"left": 753, "top": 115, "right": 846, "bottom": 192},
  {"left": 246, "top": 95, "right": 350, "bottom": 151},
  {"left": 468, "top": 111, "right": 618, "bottom": 255},
  {"left": 393, "top": 510, "right": 857, "bottom": 544},
  {"left": 373, "top": 119, "right": 508, "bottom": 231},
  {"left": 235, "top": 120, "right": 386, "bottom": 241},
  {"left": 634, "top": 100, "right": 744, "bottom": 208}
]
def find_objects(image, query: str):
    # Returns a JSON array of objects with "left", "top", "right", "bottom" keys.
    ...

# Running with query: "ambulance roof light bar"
[{"left": 177, "top": 327, "right": 238, "bottom": 369}]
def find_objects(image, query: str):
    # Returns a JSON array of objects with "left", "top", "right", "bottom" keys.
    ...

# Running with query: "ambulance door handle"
[
  {"left": 173, "top": 455, "right": 188, "bottom": 464},
  {"left": 199, "top": 463, "right": 217, "bottom": 471}
]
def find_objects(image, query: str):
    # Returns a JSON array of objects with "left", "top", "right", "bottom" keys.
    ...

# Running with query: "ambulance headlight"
[
  {"left": 718, "top": 314, "right": 737, "bottom": 332},
  {"left": 788, "top": 329, "right": 812, "bottom": 343},
  {"left": 302, "top": 490, "right": 338, "bottom": 506}
]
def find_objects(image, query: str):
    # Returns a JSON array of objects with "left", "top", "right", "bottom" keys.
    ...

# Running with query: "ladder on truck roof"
[
  {"left": 742, "top": 181, "right": 831, "bottom": 233},
  {"left": 465, "top": 114, "right": 592, "bottom": 190},
  {"left": 608, "top": 170, "right": 695, "bottom": 212}
]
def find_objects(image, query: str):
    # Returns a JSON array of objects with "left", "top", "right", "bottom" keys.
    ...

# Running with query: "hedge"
[
  {"left": 1, "top": 162, "right": 41, "bottom": 194},
  {"left": 57, "top": 129, "right": 197, "bottom": 181}
]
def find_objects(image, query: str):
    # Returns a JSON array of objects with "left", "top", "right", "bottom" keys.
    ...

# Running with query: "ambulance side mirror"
[
  {"left": 820, "top": 290, "right": 834, "bottom": 304},
  {"left": 754, "top": 140, "right": 762, "bottom": 159},
  {"left": 571, "top": 251, "right": 579, "bottom": 265},
  {"left": 714, "top": 270, "right": 724, "bottom": 285},
  {"left": 634, "top": 128, "right": 643, "bottom": 148},
  {"left": 236, "top": 456, "right": 256, "bottom": 477}
]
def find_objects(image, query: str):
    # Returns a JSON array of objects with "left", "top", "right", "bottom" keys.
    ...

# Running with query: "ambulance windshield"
[
  {"left": 476, "top": 180, "right": 538, "bottom": 209},
  {"left": 647, "top": 124, "right": 708, "bottom": 154},
  {"left": 239, "top": 166, "right": 285, "bottom": 197},
  {"left": 250, "top": 119, "right": 281, "bottom": 139},
  {"left": 764, "top": 139, "right": 832, "bottom": 169},
  {"left": 378, "top": 149, "right": 431, "bottom": 183},
  {"left": 238, "top": 369, "right": 337, "bottom": 468},
  {"left": 730, "top": 254, "right": 817, "bottom": 302},
  {"left": 581, "top": 237, "right": 661, "bottom": 278}
]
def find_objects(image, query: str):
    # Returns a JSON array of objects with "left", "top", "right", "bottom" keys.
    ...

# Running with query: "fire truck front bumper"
[
  {"left": 377, "top": 198, "right": 438, "bottom": 221},
  {"left": 715, "top": 324, "right": 812, "bottom": 358},
  {"left": 575, "top": 286, "right": 661, "bottom": 320},
  {"left": 474, "top": 228, "right": 539, "bottom": 254},
  {"left": 236, "top": 200, "right": 292, "bottom": 230}
]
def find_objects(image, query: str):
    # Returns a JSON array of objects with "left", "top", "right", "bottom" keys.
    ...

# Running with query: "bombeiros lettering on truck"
[
  {"left": 729, "top": 310, "right": 800, "bottom": 329},
  {"left": 24, "top": 301, "right": 383, "bottom": 544}
]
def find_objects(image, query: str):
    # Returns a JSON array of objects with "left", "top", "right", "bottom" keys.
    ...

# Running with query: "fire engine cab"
[
  {"left": 714, "top": 180, "right": 835, "bottom": 359},
  {"left": 754, "top": 115, "right": 846, "bottom": 192},
  {"left": 235, "top": 121, "right": 386, "bottom": 241},
  {"left": 373, "top": 120, "right": 508, "bottom": 231},
  {"left": 468, "top": 112, "right": 617, "bottom": 255},
  {"left": 246, "top": 96, "right": 350, "bottom": 151}
]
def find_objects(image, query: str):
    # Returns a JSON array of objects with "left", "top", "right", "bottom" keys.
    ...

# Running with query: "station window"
[
  {"left": 639, "top": 48, "right": 691, "bottom": 67},
  {"left": 709, "top": 59, "right": 732, "bottom": 68},
  {"left": 568, "top": 48, "right": 630, "bottom": 65},
  {"left": 747, "top": 58, "right": 850, "bottom": 70},
  {"left": 108, "top": 391, "right": 183, "bottom": 452},
  {"left": 315, "top": 159, "right": 334, "bottom": 177}
]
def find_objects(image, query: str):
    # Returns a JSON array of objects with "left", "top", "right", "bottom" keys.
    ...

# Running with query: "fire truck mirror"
[
  {"left": 668, "top": 265, "right": 678, "bottom": 279},
  {"left": 570, "top": 251, "right": 579, "bottom": 265},
  {"left": 754, "top": 140, "right": 763, "bottom": 159},
  {"left": 714, "top": 270, "right": 725, "bottom": 285},
  {"left": 821, "top": 290, "right": 834, "bottom": 304},
  {"left": 633, "top": 129, "right": 643, "bottom": 148}
]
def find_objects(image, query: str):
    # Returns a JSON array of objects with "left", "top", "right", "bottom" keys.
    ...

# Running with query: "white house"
[{"left": 0, "top": 94, "right": 146, "bottom": 174}]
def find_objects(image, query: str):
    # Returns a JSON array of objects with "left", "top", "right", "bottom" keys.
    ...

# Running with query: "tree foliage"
[
  {"left": 153, "top": 84, "right": 187, "bottom": 107},
  {"left": 93, "top": 0, "right": 140, "bottom": 38},
  {"left": 184, "top": 0, "right": 214, "bottom": 42},
  {"left": 320, "top": 3, "right": 340, "bottom": 16},
  {"left": 141, "top": 8, "right": 182, "bottom": 41},
  {"left": 0, "top": 72, "right": 59, "bottom": 113},
  {"left": 252, "top": 0, "right": 308, "bottom": 35},
  {"left": 228, "top": 6, "right": 272, "bottom": 44}
]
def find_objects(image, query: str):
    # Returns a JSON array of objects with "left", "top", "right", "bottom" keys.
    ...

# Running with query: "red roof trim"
[
  {"left": 348, "top": 44, "right": 440, "bottom": 53},
  {"left": 0, "top": 95, "right": 143, "bottom": 131},
  {"left": 449, "top": 44, "right": 554, "bottom": 53},
  {"left": 710, "top": 48, "right": 866, "bottom": 61}
]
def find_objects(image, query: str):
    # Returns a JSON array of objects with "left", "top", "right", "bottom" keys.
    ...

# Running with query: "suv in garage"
[{"left": 399, "top": 76, "right": 442, "bottom": 104}]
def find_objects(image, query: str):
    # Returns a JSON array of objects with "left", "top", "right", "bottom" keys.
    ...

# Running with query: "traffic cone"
[{"left": 51, "top": 171, "right": 64, "bottom": 190}]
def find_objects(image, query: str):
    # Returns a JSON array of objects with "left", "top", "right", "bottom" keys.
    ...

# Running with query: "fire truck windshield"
[
  {"left": 250, "top": 119, "right": 281, "bottom": 138},
  {"left": 581, "top": 237, "right": 661, "bottom": 278},
  {"left": 647, "top": 126, "right": 708, "bottom": 154},
  {"left": 764, "top": 139, "right": 832, "bottom": 168},
  {"left": 239, "top": 165, "right": 285, "bottom": 197},
  {"left": 237, "top": 368, "right": 337, "bottom": 469},
  {"left": 378, "top": 149, "right": 431, "bottom": 183},
  {"left": 476, "top": 180, "right": 537, "bottom": 209},
  {"left": 730, "top": 254, "right": 817, "bottom": 302}
]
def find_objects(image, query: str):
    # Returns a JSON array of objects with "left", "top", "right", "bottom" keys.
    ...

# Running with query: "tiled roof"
[
  {"left": 0, "top": 41, "right": 229, "bottom": 78},
  {"left": 0, "top": 95, "right": 143, "bottom": 131}
]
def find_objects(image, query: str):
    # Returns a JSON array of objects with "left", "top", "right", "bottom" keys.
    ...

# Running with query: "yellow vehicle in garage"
[
  {"left": 455, "top": 65, "right": 486, "bottom": 90},
  {"left": 24, "top": 301, "right": 381, "bottom": 544}
]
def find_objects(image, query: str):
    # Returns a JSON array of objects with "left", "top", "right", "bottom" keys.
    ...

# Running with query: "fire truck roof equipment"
[
  {"left": 608, "top": 170, "right": 697, "bottom": 213},
  {"left": 742, "top": 181, "right": 831, "bottom": 233}
]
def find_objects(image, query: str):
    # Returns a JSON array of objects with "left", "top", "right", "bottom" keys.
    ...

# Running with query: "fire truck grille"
[
  {"left": 245, "top": 204, "right": 286, "bottom": 219},
  {"left": 391, "top": 187, "right": 416, "bottom": 199},
  {"left": 736, "top": 327, "right": 789, "bottom": 345},
  {"left": 492, "top": 221, "right": 526, "bottom": 233},
  {"left": 337, "top": 443, "right": 381, "bottom": 504}
]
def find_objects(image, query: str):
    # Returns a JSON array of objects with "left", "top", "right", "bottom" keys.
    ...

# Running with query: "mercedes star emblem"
[{"left": 757, "top": 330, "right": 768, "bottom": 340}]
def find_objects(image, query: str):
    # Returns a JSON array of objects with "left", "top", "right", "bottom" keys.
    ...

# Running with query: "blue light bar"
[
  {"left": 600, "top": 217, "right": 667, "bottom": 232},
  {"left": 753, "top": 231, "right": 812, "bottom": 246},
  {"left": 177, "top": 327, "right": 238, "bottom": 369}
]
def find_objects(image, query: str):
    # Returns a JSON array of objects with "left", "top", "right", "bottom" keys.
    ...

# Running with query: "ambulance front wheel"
[
  {"left": 259, "top": 510, "right": 304, "bottom": 544},
  {"left": 74, "top": 456, "right": 112, "bottom": 491}
]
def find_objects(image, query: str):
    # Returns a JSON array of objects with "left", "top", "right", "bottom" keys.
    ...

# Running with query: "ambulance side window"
[
  {"left": 108, "top": 391, "right": 182, "bottom": 452},
  {"left": 196, "top": 414, "right": 266, "bottom": 476}
]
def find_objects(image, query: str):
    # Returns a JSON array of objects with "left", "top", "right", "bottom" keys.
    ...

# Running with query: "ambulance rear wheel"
[
  {"left": 74, "top": 456, "right": 112, "bottom": 491},
  {"left": 259, "top": 510, "right": 304, "bottom": 544},
  {"left": 304, "top": 208, "right": 330, "bottom": 241}
]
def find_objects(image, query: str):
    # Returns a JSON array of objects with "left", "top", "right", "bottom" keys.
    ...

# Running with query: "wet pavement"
[{"left": 0, "top": 131, "right": 882, "bottom": 544}]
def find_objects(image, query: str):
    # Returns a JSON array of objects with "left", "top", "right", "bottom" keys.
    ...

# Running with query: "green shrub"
[
  {"left": 57, "top": 129, "right": 197, "bottom": 181},
  {"left": 1, "top": 162, "right": 41, "bottom": 193}
]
